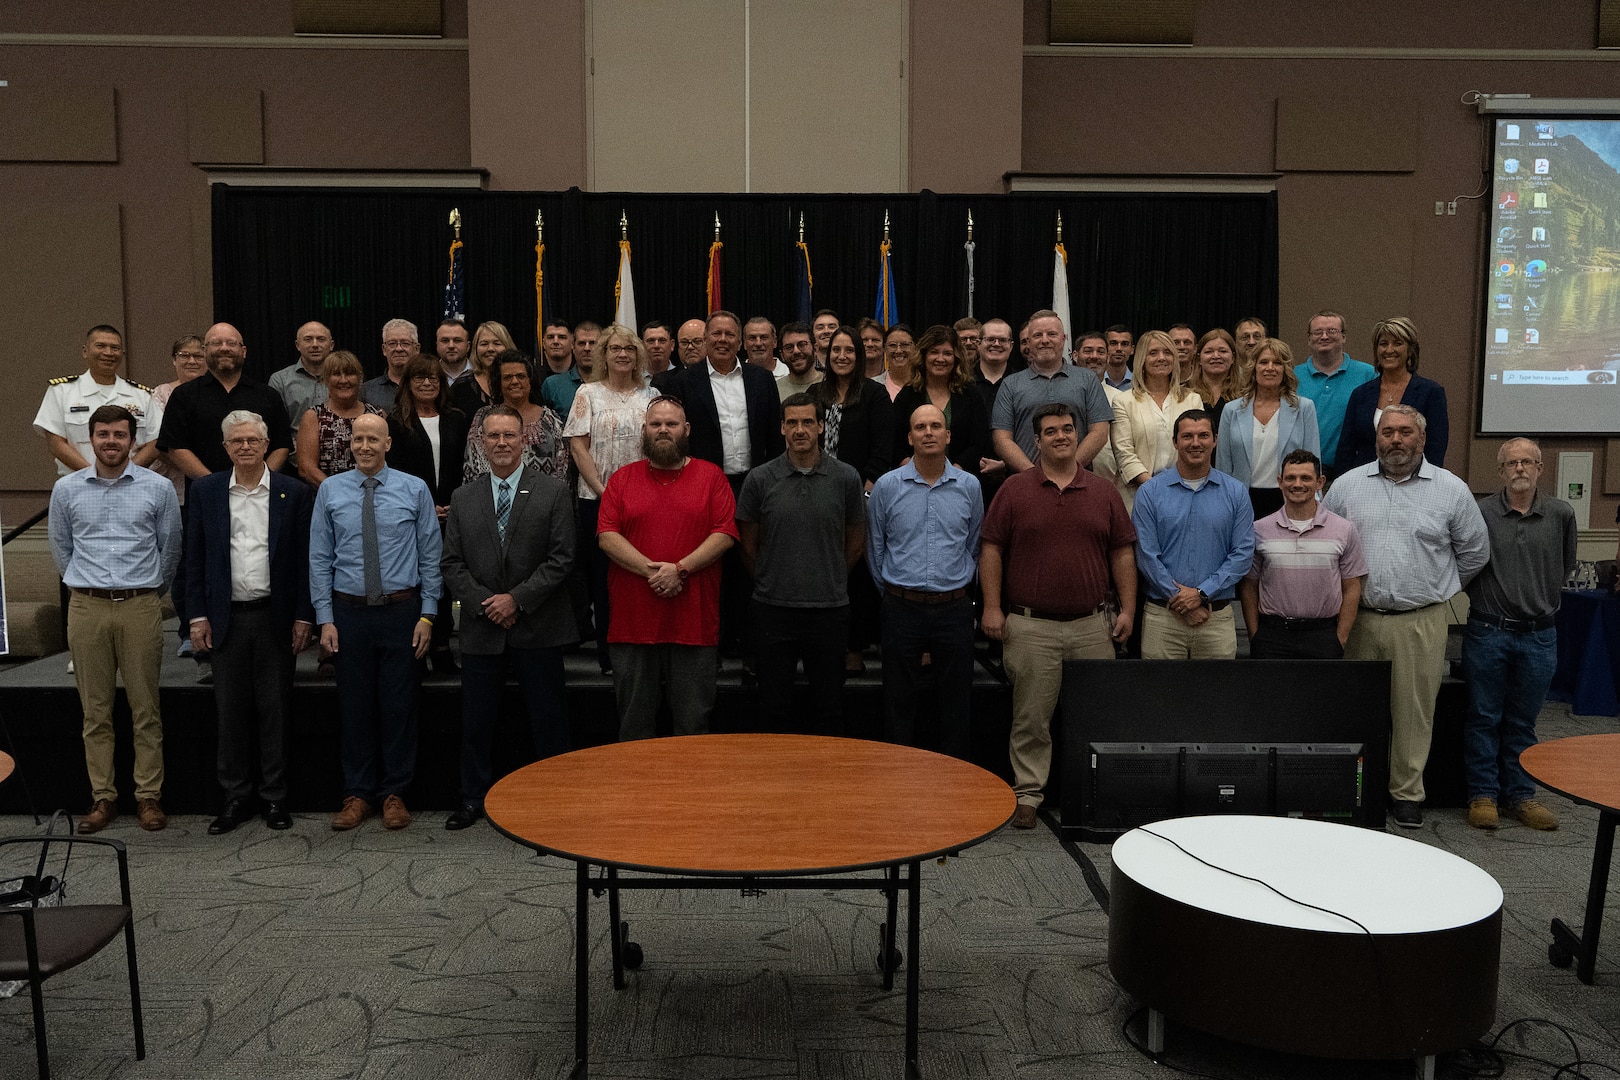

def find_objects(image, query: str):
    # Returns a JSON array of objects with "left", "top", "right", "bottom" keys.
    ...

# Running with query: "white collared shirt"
[
  {"left": 708, "top": 359, "right": 751, "bottom": 475},
  {"left": 227, "top": 468, "right": 272, "bottom": 601}
]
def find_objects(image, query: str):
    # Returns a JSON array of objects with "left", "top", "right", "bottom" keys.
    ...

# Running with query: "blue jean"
[{"left": 1461, "top": 619, "right": 1557, "bottom": 805}]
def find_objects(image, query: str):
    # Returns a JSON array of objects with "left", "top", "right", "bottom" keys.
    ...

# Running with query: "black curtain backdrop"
[{"left": 212, "top": 186, "right": 1278, "bottom": 381}]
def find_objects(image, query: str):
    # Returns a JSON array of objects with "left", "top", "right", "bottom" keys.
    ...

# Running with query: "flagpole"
[
  {"left": 964, "top": 210, "right": 976, "bottom": 320},
  {"left": 444, "top": 207, "right": 465, "bottom": 322},
  {"left": 707, "top": 212, "right": 724, "bottom": 315},
  {"left": 1053, "top": 211, "right": 1073, "bottom": 363},
  {"left": 534, "top": 210, "right": 545, "bottom": 354}
]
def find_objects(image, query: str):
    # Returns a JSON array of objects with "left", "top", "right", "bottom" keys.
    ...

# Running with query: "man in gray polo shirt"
[
  {"left": 736, "top": 393, "right": 866, "bottom": 735},
  {"left": 991, "top": 309, "right": 1112, "bottom": 472},
  {"left": 1462, "top": 437, "right": 1577, "bottom": 831}
]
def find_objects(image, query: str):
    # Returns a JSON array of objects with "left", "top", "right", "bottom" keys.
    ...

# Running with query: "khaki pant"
[
  {"left": 1140, "top": 603, "right": 1237, "bottom": 660},
  {"left": 1345, "top": 604, "right": 1449, "bottom": 804},
  {"left": 67, "top": 591, "right": 165, "bottom": 802},
  {"left": 1004, "top": 610, "right": 1114, "bottom": 807}
]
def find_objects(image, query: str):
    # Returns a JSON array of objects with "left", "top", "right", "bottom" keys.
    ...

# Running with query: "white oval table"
[{"left": 1108, "top": 816, "right": 1502, "bottom": 1079}]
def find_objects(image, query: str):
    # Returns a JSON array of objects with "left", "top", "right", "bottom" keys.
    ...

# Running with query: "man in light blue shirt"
[
  {"left": 310, "top": 413, "right": 442, "bottom": 832},
  {"left": 1294, "top": 310, "right": 1375, "bottom": 475},
  {"left": 1132, "top": 410, "right": 1255, "bottom": 660},
  {"left": 867, "top": 404, "right": 982, "bottom": 759},
  {"left": 49, "top": 404, "right": 182, "bottom": 834}
]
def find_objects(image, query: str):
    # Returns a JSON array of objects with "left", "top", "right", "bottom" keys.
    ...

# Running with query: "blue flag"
[
  {"left": 794, "top": 239, "right": 813, "bottom": 325},
  {"left": 443, "top": 235, "right": 465, "bottom": 322},
  {"left": 873, "top": 238, "right": 896, "bottom": 328}
]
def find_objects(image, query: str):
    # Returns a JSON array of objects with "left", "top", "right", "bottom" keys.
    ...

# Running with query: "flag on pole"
[
  {"left": 614, "top": 238, "right": 637, "bottom": 331},
  {"left": 793, "top": 213, "right": 813, "bottom": 325},
  {"left": 706, "top": 240, "right": 724, "bottom": 315},
  {"left": 873, "top": 215, "right": 897, "bottom": 328},
  {"left": 1052, "top": 227, "right": 1073, "bottom": 363},
  {"left": 534, "top": 212, "right": 551, "bottom": 355},
  {"left": 443, "top": 207, "right": 465, "bottom": 322}
]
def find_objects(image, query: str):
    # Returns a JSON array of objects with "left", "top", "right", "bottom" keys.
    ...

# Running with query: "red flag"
[{"left": 706, "top": 239, "right": 724, "bottom": 315}]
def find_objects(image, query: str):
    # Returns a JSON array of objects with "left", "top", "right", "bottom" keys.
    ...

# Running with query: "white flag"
[
  {"left": 614, "top": 239, "right": 637, "bottom": 331},
  {"left": 1052, "top": 242, "right": 1072, "bottom": 362}
]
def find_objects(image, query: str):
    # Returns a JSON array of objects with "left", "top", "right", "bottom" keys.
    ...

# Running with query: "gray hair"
[
  {"left": 382, "top": 318, "right": 418, "bottom": 342},
  {"left": 1380, "top": 403, "right": 1427, "bottom": 435},
  {"left": 220, "top": 410, "right": 268, "bottom": 440},
  {"left": 1498, "top": 436, "right": 1542, "bottom": 465}
]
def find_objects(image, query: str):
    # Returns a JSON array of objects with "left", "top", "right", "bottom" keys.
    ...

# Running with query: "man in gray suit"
[{"left": 441, "top": 405, "right": 577, "bottom": 830}]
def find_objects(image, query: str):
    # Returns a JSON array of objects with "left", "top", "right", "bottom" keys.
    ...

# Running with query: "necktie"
[
  {"left": 496, "top": 479, "right": 512, "bottom": 541},
  {"left": 361, "top": 476, "right": 382, "bottom": 604}
]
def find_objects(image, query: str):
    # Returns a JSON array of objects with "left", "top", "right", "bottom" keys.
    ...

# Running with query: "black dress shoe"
[
  {"left": 445, "top": 804, "right": 483, "bottom": 831},
  {"left": 208, "top": 797, "right": 256, "bottom": 835},
  {"left": 430, "top": 649, "right": 461, "bottom": 675},
  {"left": 263, "top": 802, "right": 293, "bottom": 830}
]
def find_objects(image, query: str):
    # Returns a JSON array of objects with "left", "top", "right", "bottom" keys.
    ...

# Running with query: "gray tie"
[
  {"left": 362, "top": 476, "right": 383, "bottom": 604},
  {"left": 496, "top": 479, "right": 512, "bottom": 542}
]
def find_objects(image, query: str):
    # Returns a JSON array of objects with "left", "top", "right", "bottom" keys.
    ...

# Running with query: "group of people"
[{"left": 35, "top": 301, "right": 1578, "bottom": 839}]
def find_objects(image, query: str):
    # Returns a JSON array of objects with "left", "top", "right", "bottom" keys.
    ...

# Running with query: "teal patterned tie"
[{"left": 496, "top": 479, "right": 511, "bottom": 541}]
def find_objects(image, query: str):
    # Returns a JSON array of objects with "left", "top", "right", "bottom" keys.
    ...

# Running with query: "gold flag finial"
[
  {"left": 714, "top": 212, "right": 721, "bottom": 242},
  {"left": 449, "top": 207, "right": 461, "bottom": 238},
  {"left": 883, "top": 210, "right": 890, "bottom": 242},
  {"left": 1056, "top": 210, "right": 1063, "bottom": 244},
  {"left": 620, "top": 210, "right": 628, "bottom": 241}
]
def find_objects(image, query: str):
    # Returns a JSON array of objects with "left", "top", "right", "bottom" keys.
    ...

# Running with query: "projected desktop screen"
[{"left": 1482, "top": 118, "right": 1620, "bottom": 435}]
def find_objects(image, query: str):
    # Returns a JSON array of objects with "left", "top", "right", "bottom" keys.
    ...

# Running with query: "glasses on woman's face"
[
  {"left": 411, "top": 375, "right": 439, "bottom": 385},
  {"left": 606, "top": 343, "right": 636, "bottom": 355}
]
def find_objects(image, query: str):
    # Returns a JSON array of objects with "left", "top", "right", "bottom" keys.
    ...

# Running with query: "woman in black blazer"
[
  {"left": 1334, "top": 316, "right": 1449, "bottom": 473},
  {"left": 388, "top": 354, "right": 470, "bottom": 673},
  {"left": 890, "top": 324, "right": 991, "bottom": 479}
]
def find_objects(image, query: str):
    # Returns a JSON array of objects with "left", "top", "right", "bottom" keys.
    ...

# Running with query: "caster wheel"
[{"left": 1549, "top": 941, "right": 1573, "bottom": 969}]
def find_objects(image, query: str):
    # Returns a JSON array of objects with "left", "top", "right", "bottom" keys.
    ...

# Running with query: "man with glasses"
[
  {"left": 1294, "top": 311, "right": 1375, "bottom": 477},
  {"left": 1461, "top": 439, "right": 1576, "bottom": 831},
  {"left": 675, "top": 318, "right": 708, "bottom": 371},
  {"left": 363, "top": 318, "right": 421, "bottom": 410},
  {"left": 776, "top": 322, "right": 823, "bottom": 400},
  {"left": 185, "top": 410, "right": 314, "bottom": 835},
  {"left": 158, "top": 323, "right": 292, "bottom": 480}
]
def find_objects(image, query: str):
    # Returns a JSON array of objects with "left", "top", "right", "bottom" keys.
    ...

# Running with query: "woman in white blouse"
[
  {"left": 1216, "top": 338, "right": 1320, "bottom": 519},
  {"left": 564, "top": 324, "right": 659, "bottom": 674},
  {"left": 1111, "top": 330, "right": 1204, "bottom": 511}
]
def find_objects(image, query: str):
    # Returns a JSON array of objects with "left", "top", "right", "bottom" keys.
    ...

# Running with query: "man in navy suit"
[
  {"left": 440, "top": 405, "right": 577, "bottom": 830},
  {"left": 185, "top": 409, "right": 315, "bottom": 833}
]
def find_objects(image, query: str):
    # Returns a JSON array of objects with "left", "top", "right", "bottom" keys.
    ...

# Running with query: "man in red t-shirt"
[{"left": 597, "top": 396, "right": 739, "bottom": 740}]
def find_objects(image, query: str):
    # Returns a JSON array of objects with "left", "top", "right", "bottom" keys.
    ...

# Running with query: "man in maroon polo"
[{"left": 980, "top": 402, "right": 1137, "bottom": 828}]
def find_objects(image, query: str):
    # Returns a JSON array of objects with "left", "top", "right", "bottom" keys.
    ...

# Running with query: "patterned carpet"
[{"left": 2, "top": 704, "right": 1618, "bottom": 1080}]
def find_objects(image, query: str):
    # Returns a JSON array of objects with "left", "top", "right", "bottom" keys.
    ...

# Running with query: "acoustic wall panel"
[
  {"left": 0, "top": 86, "right": 118, "bottom": 163},
  {"left": 1049, "top": 0, "right": 1195, "bottom": 45},
  {"left": 187, "top": 90, "right": 265, "bottom": 165},
  {"left": 293, "top": 0, "right": 442, "bottom": 37}
]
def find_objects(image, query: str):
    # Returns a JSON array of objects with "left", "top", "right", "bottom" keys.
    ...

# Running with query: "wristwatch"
[{"left": 1196, "top": 589, "right": 1210, "bottom": 608}]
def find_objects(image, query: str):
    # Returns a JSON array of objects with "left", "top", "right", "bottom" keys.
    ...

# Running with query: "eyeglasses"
[
  {"left": 175, "top": 351, "right": 206, "bottom": 360},
  {"left": 1308, "top": 329, "right": 1343, "bottom": 339},
  {"left": 606, "top": 344, "right": 637, "bottom": 355},
  {"left": 225, "top": 436, "right": 266, "bottom": 448},
  {"left": 383, "top": 339, "right": 415, "bottom": 349},
  {"left": 1500, "top": 458, "right": 1541, "bottom": 470}
]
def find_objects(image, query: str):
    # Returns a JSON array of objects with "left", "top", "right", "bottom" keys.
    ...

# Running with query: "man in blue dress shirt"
[
  {"left": 49, "top": 404, "right": 181, "bottom": 833},
  {"left": 1132, "top": 410, "right": 1255, "bottom": 660},
  {"left": 309, "top": 413, "right": 442, "bottom": 831},
  {"left": 867, "top": 404, "right": 983, "bottom": 759}
]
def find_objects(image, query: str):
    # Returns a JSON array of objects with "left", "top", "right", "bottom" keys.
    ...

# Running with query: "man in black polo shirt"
[
  {"left": 735, "top": 393, "right": 865, "bottom": 735},
  {"left": 158, "top": 322, "right": 292, "bottom": 481}
]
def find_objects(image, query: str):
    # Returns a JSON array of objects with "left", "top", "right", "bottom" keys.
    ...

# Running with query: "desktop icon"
[
  {"left": 1534, "top": 159, "right": 1550, "bottom": 174},
  {"left": 1504, "top": 159, "right": 1520, "bottom": 174},
  {"left": 1533, "top": 192, "right": 1549, "bottom": 209},
  {"left": 1526, "top": 259, "right": 1548, "bottom": 278},
  {"left": 1525, "top": 328, "right": 1540, "bottom": 345},
  {"left": 1536, "top": 122, "right": 1554, "bottom": 139},
  {"left": 1532, "top": 227, "right": 1547, "bottom": 243},
  {"left": 1496, "top": 293, "right": 1514, "bottom": 310},
  {"left": 1506, "top": 124, "right": 1521, "bottom": 141},
  {"left": 1494, "top": 328, "right": 1510, "bottom": 344},
  {"left": 1496, "top": 261, "right": 1516, "bottom": 277},
  {"left": 1500, "top": 191, "right": 1519, "bottom": 210},
  {"left": 1498, "top": 226, "right": 1517, "bottom": 242}
]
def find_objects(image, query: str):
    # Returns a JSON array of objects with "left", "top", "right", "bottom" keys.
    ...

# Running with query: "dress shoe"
[
  {"left": 430, "top": 649, "right": 461, "bottom": 676},
  {"left": 1012, "top": 804, "right": 1039, "bottom": 829},
  {"left": 78, "top": 799, "right": 117, "bottom": 834},
  {"left": 263, "top": 802, "right": 293, "bottom": 830},
  {"left": 331, "top": 796, "right": 373, "bottom": 831},
  {"left": 382, "top": 794, "right": 412, "bottom": 830},
  {"left": 137, "top": 798, "right": 167, "bottom": 832},
  {"left": 445, "top": 803, "right": 483, "bottom": 831},
  {"left": 1389, "top": 800, "right": 1423, "bottom": 829},
  {"left": 208, "top": 797, "right": 256, "bottom": 835}
]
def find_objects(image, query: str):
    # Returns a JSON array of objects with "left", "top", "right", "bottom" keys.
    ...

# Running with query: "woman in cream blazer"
[{"left": 1111, "top": 329, "right": 1204, "bottom": 511}]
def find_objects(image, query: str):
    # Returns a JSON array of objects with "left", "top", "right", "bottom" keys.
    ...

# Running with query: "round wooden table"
[
  {"left": 1109, "top": 816, "right": 1502, "bottom": 1077},
  {"left": 0, "top": 751, "right": 13, "bottom": 787},
  {"left": 486, "top": 733, "right": 1014, "bottom": 1077},
  {"left": 1521, "top": 733, "right": 1620, "bottom": 984}
]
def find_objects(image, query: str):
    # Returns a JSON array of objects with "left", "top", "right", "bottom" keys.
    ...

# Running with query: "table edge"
[{"left": 1520, "top": 735, "right": 1620, "bottom": 815}]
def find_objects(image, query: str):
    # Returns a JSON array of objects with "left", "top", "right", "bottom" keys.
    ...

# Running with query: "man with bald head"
[
  {"left": 310, "top": 411, "right": 442, "bottom": 832},
  {"left": 867, "top": 403, "right": 983, "bottom": 759},
  {"left": 158, "top": 322, "right": 292, "bottom": 481},
  {"left": 269, "top": 320, "right": 334, "bottom": 452},
  {"left": 676, "top": 318, "right": 708, "bottom": 370}
]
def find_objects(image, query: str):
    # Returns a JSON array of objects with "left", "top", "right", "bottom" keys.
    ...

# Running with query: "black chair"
[{"left": 0, "top": 834, "right": 144, "bottom": 1079}]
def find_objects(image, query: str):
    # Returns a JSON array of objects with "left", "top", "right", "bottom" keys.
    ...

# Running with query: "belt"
[
  {"left": 333, "top": 587, "right": 419, "bottom": 607},
  {"left": 885, "top": 585, "right": 968, "bottom": 605},
  {"left": 1146, "top": 596, "right": 1230, "bottom": 612},
  {"left": 1008, "top": 603, "right": 1107, "bottom": 622},
  {"left": 231, "top": 597, "right": 272, "bottom": 610},
  {"left": 1470, "top": 610, "right": 1556, "bottom": 632},
  {"left": 71, "top": 587, "right": 157, "bottom": 601},
  {"left": 1360, "top": 601, "right": 1442, "bottom": 616},
  {"left": 1259, "top": 613, "right": 1337, "bottom": 632}
]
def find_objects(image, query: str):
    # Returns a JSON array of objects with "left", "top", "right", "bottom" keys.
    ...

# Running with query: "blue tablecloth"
[{"left": 1550, "top": 589, "right": 1620, "bottom": 717}]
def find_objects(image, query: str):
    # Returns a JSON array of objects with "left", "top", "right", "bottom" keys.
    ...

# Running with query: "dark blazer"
[
  {"left": 813, "top": 378, "right": 894, "bottom": 484},
  {"left": 891, "top": 384, "right": 992, "bottom": 478},
  {"left": 653, "top": 360, "right": 784, "bottom": 472},
  {"left": 441, "top": 465, "right": 578, "bottom": 654},
  {"left": 387, "top": 410, "right": 470, "bottom": 506},
  {"left": 1334, "top": 373, "right": 1449, "bottom": 473},
  {"left": 182, "top": 469, "right": 315, "bottom": 644}
]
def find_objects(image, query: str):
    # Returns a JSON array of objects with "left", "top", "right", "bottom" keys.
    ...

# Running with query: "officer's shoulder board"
[
  {"left": 129, "top": 380, "right": 155, "bottom": 393},
  {"left": 48, "top": 374, "right": 77, "bottom": 386}
]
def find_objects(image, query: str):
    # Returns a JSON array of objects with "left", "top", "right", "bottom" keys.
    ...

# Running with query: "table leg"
[
  {"left": 573, "top": 860, "right": 589, "bottom": 1078},
  {"left": 905, "top": 860, "right": 921, "bottom": 1078},
  {"left": 607, "top": 867, "right": 625, "bottom": 990},
  {"left": 881, "top": 864, "right": 900, "bottom": 992},
  {"left": 1550, "top": 808, "right": 1617, "bottom": 985}
]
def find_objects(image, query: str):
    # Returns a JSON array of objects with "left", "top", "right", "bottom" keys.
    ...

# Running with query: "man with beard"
[
  {"left": 954, "top": 318, "right": 983, "bottom": 372},
  {"left": 776, "top": 321, "right": 824, "bottom": 400},
  {"left": 158, "top": 322, "right": 291, "bottom": 479},
  {"left": 1324, "top": 404, "right": 1488, "bottom": 829},
  {"left": 596, "top": 397, "right": 738, "bottom": 740},
  {"left": 1460, "top": 438, "right": 1576, "bottom": 832}
]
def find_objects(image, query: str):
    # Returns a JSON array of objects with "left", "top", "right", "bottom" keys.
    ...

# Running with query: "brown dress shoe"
[
  {"left": 1012, "top": 804, "right": 1039, "bottom": 829},
  {"left": 382, "top": 794, "right": 412, "bottom": 831},
  {"left": 136, "top": 798, "right": 167, "bottom": 832},
  {"left": 78, "top": 799, "right": 117, "bottom": 834},
  {"left": 331, "top": 796, "right": 374, "bottom": 831}
]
